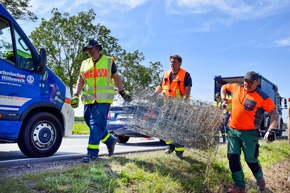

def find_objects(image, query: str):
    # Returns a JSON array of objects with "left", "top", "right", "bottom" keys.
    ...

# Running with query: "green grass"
[
  {"left": 1, "top": 140, "right": 289, "bottom": 193},
  {"left": 72, "top": 122, "right": 89, "bottom": 134}
]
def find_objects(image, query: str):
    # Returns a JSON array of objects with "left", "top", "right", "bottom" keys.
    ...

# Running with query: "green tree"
[
  {"left": 30, "top": 8, "right": 104, "bottom": 95},
  {"left": 117, "top": 50, "right": 163, "bottom": 91},
  {"left": 30, "top": 8, "right": 162, "bottom": 95},
  {"left": 0, "top": 0, "right": 37, "bottom": 21}
]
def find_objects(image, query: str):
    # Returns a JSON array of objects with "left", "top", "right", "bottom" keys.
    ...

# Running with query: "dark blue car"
[{"left": 107, "top": 104, "right": 165, "bottom": 144}]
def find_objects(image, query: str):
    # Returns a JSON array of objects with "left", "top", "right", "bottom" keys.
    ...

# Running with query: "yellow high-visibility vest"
[{"left": 80, "top": 55, "right": 114, "bottom": 104}]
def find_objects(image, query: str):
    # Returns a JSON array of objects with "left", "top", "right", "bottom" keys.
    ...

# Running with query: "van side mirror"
[{"left": 37, "top": 48, "right": 46, "bottom": 74}]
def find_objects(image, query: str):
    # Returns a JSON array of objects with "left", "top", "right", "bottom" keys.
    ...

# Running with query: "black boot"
[
  {"left": 175, "top": 151, "right": 184, "bottom": 158},
  {"left": 108, "top": 138, "right": 118, "bottom": 157},
  {"left": 165, "top": 144, "right": 175, "bottom": 154}
]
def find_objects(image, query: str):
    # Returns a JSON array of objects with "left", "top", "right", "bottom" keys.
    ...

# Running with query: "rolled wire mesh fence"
[{"left": 114, "top": 88, "right": 224, "bottom": 150}]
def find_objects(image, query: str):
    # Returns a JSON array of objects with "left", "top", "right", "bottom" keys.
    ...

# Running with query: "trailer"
[{"left": 214, "top": 74, "right": 287, "bottom": 136}]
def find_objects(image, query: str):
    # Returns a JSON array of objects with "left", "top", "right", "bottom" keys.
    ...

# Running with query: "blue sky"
[{"left": 18, "top": 0, "right": 290, "bottom": 118}]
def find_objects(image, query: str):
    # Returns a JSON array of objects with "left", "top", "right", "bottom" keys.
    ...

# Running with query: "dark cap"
[
  {"left": 244, "top": 71, "right": 260, "bottom": 81},
  {"left": 82, "top": 39, "right": 102, "bottom": 51}
]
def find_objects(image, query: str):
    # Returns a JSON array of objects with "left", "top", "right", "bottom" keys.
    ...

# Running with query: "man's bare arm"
[
  {"left": 112, "top": 72, "right": 124, "bottom": 92},
  {"left": 269, "top": 109, "right": 279, "bottom": 129}
]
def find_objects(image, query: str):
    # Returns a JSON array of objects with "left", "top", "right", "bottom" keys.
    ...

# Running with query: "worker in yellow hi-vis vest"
[{"left": 71, "top": 40, "right": 131, "bottom": 163}]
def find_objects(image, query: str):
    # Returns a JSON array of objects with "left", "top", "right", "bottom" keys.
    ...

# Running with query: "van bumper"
[{"left": 61, "top": 103, "right": 74, "bottom": 137}]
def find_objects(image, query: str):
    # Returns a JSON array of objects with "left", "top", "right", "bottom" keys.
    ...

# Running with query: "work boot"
[
  {"left": 227, "top": 185, "right": 246, "bottom": 193},
  {"left": 222, "top": 136, "right": 226, "bottom": 143},
  {"left": 175, "top": 151, "right": 184, "bottom": 158},
  {"left": 256, "top": 177, "right": 265, "bottom": 191},
  {"left": 108, "top": 138, "right": 118, "bottom": 157},
  {"left": 165, "top": 144, "right": 174, "bottom": 154},
  {"left": 83, "top": 155, "right": 98, "bottom": 163}
]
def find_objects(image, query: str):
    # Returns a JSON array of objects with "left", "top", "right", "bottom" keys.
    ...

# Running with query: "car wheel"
[
  {"left": 18, "top": 112, "right": 63, "bottom": 157},
  {"left": 115, "top": 135, "right": 130, "bottom": 143}
]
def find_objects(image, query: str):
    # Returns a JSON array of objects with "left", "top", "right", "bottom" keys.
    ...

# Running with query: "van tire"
[{"left": 18, "top": 112, "right": 63, "bottom": 157}]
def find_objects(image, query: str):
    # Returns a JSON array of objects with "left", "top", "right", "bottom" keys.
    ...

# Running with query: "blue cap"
[{"left": 82, "top": 39, "right": 102, "bottom": 51}]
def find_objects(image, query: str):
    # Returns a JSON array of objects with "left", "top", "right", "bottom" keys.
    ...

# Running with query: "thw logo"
[{"left": 84, "top": 69, "right": 108, "bottom": 78}]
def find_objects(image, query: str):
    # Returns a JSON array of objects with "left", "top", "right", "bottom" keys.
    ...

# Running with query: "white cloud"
[
  {"left": 68, "top": 0, "right": 148, "bottom": 16},
  {"left": 274, "top": 36, "right": 290, "bottom": 47},
  {"left": 30, "top": 0, "right": 67, "bottom": 16},
  {"left": 29, "top": 0, "right": 148, "bottom": 17},
  {"left": 29, "top": 0, "right": 290, "bottom": 21},
  {"left": 113, "top": 0, "right": 148, "bottom": 9},
  {"left": 26, "top": 0, "right": 290, "bottom": 50},
  {"left": 166, "top": 0, "right": 290, "bottom": 19},
  {"left": 163, "top": 0, "right": 290, "bottom": 34}
]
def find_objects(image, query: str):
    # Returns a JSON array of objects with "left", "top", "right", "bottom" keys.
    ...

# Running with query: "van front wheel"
[{"left": 18, "top": 112, "right": 63, "bottom": 157}]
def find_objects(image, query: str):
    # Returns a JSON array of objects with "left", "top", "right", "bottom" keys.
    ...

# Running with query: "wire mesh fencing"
[{"left": 114, "top": 88, "right": 224, "bottom": 151}]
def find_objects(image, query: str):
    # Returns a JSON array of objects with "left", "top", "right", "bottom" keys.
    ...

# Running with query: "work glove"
[
  {"left": 264, "top": 129, "right": 276, "bottom": 143},
  {"left": 71, "top": 94, "right": 79, "bottom": 108},
  {"left": 119, "top": 90, "right": 132, "bottom": 102}
]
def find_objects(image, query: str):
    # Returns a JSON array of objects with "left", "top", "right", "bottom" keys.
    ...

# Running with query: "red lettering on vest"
[
  {"left": 84, "top": 70, "right": 95, "bottom": 78},
  {"left": 95, "top": 69, "right": 107, "bottom": 77},
  {"left": 84, "top": 69, "right": 108, "bottom": 78}
]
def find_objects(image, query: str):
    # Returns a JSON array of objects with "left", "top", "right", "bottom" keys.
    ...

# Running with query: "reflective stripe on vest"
[
  {"left": 80, "top": 56, "right": 114, "bottom": 104},
  {"left": 162, "top": 69, "right": 186, "bottom": 98}
]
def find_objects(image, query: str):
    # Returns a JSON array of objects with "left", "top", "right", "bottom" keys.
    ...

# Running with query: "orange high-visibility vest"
[{"left": 162, "top": 69, "right": 186, "bottom": 98}]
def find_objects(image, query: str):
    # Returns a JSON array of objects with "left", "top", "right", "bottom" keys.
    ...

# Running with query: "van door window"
[
  {"left": 0, "top": 16, "right": 33, "bottom": 70},
  {"left": 14, "top": 29, "right": 33, "bottom": 70},
  {"left": 0, "top": 17, "right": 14, "bottom": 65}
]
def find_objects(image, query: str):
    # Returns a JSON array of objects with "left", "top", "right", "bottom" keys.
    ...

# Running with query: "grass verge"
[
  {"left": 73, "top": 122, "right": 89, "bottom": 135},
  {"left": 1, "top": 140, "right": 289, "bottom": 193}
]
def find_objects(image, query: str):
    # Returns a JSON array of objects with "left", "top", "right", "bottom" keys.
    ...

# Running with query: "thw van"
[{"left": 0, "top": 4, "right": 74, "bottom": 157}]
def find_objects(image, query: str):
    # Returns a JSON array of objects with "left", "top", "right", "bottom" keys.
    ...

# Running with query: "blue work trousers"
[{"left": 84, "top": 102, "right": 115, "bottom": 157}]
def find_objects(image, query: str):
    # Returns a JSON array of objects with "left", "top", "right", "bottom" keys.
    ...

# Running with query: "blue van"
[{"left": 0, "top": 4, "right": 74, "bottom": 157}]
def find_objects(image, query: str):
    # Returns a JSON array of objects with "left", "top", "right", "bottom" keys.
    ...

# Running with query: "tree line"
[{"left": 1, "top": 0, "right": 163, "bottom": 95}]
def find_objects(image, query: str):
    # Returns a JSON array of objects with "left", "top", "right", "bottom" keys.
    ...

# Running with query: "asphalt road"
[
  {"left": 0, "top": 136, "right": 167, "bottom": 167},
  {"left": 0, "top": 130, "right": 288, "bottom": 167}
]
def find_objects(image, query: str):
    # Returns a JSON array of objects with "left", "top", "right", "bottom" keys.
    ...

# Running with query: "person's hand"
[
  {"left": 182, "top": 96, "right": 188, "bottom": 103},
  {"left": 71, "top": 95, "right": 79, "bottom": 108},
  {"left": 264, "top": 129, "right": 276, "bottom": 143},
  {"left": 151, "top": 92, "right": 159, "bottom": 99},
  {"left": 222, "top": 100, "right": 228, "bottom": 109},
  {"left": 119, "top": 90, "right": 132, "bottom": 102}
]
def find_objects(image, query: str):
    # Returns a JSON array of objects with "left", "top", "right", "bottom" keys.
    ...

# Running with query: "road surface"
[
  {"left": 0, "top": 130, "right": 288, "bottom": 167},
  {"left": 0, "top": 136, "right": 166, "bottom": 167}
]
